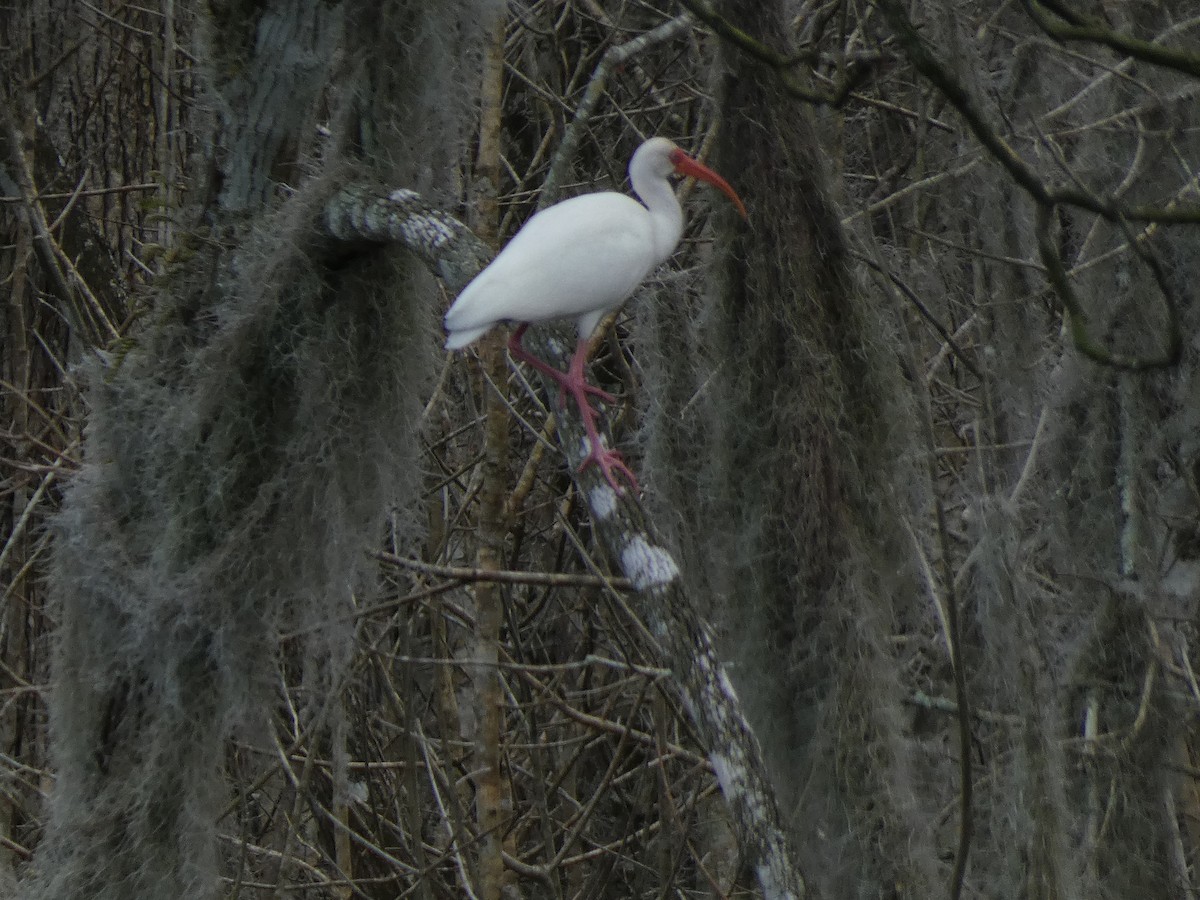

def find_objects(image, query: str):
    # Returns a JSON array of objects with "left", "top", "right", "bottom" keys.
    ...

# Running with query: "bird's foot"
[{"left": 578, "top": 440, "right": 640, "bottom": 495}]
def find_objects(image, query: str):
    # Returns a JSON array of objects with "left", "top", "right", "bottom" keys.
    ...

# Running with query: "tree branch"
[
  {"left": 540, "top": 14, "right": 694, "bottom": 208},
  {"left": 1021, "top": 0, "right": 1200, "bottom": 78},
  {"left": 0, "top": 107, "right": 121, "bottom": 346},
  {"left": 876, "top": 0, "right": 1200, "bottom": 224},
  {"left": 324, "top": 184, "right": 809, "bottom": 900},
  {"left": 1035, "top": 203, "right": 1180, "bottom": 370},
  {"left": 877, "top": 0, "right": 1188, "bottom": 369},
  {"left": 675, "top": 0, "right": 872, "bottom": 105},
  {"left": 321, "top": 185, "right": 492, "bottom": 292}
]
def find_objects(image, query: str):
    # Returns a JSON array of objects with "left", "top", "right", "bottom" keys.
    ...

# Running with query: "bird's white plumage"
[
  {"left": 444, "top": 193, "right": 657, "bottom": 347},
  {"left": 444, "top": 137, "right": 691, "bottom": 350}
]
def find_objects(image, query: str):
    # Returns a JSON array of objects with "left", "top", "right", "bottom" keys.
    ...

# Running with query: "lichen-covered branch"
[
  {"left": 322, "top": 184, "right": 492, "bottom": 292},
  {"left": 341, "top": 182, "right": 808, "bottom": 899},
  {"left": 565, "top": 450, "right": 809, "bottom": 900}
]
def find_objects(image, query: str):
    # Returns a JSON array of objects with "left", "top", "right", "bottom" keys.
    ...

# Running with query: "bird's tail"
[{"left": 444, "top": 324, "right": 493, "bottom": 350}]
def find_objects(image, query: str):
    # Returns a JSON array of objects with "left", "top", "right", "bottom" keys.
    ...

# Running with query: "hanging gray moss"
[
  {"left": 24, "top": 2, "right": 499, "bottom": 897},
  {"left": 636, "top": 2, "right": 937, "bottom": 894}
]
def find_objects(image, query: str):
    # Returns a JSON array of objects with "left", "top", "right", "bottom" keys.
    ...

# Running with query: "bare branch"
[
  {"left": 676, "top": 0, "right": 873, "bottom": 104},
  {"left": 1035, "top": 202, "right": 1181, "bottom": 370},
  {"left": 876, "top": 0, "right": 1200, "bottom": 224},
  {"left": 878, "top": 0, "right": 1188, "bottom": 370},
  {"left": 1021, "top": 0, "right": 1200, "bottom": 78},
  {"left": 541, "top": 14, "right": 695, "bottom": 208}
]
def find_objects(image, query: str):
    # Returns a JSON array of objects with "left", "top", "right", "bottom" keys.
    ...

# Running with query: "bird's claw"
[{"left": 579, "top": 445, "right": 640, "bottom": 495}]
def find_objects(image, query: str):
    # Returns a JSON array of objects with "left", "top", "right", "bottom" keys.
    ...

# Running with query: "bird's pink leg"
[
  {"left": 507, "top": 325, "right": 616, "bottom": 406},
  {"left": 506, "top": 326, "right": 638, "bottom": 494},
  {"left": 561, "top": 339, "right": 639, "bottom": 494}
]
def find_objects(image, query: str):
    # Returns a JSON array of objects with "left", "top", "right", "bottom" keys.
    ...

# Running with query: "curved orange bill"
[{"left": 670, "top": 150, "right": 749, "bottom": 219}]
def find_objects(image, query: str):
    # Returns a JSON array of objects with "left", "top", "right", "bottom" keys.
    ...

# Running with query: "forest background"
[{"left": 4, "top": 1, "right": 1200, "bottom": 899}]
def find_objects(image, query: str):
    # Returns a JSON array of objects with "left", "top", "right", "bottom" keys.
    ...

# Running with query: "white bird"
[{"left": 445, "top": 137, "right": 747, "bottom": 493}]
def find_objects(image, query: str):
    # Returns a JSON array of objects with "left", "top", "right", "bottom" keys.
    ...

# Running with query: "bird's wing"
[{"left": 444, "top": 193, "right": 655, "bottom": 335}]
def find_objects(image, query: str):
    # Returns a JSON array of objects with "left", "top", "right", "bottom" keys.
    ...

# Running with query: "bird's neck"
[{"left": 632, "top": 174, "right": 685, "bottom": 265}]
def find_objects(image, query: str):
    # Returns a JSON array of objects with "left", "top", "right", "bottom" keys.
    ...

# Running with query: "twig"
[
  {"left": 1021, "top": 0, "right": 1200, "bottom": 78},
  {"left": 0, "top": 458, "right": 64, "bottom": 575},
  {"left": 912, "top": 347, "right": 975, "bottom": 900},
  {"left": 540, "top": 14, "right": 694, "bottom": 208},
  {"left": 376, "top": 551, "right": 633, "bottom": 590},
  {"left": 674, "top": 0, "right": 868, "bottom": 104},
  {"left": 876, "top": 0, "right": 1200, "bottom": 224}
]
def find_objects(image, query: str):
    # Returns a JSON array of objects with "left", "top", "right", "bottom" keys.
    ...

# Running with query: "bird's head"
[{"left": 631, "top": 138, "right": 749, "bottom": 219}]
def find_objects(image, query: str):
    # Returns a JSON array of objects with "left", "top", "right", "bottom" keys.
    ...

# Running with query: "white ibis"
[{"left": 444, "top": 137, "right": 747, "bottom": 493}]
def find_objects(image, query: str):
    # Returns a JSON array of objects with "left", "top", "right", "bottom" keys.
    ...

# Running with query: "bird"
[{"left": 444, "top": 137, "right": 747, "bottom": 494}]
